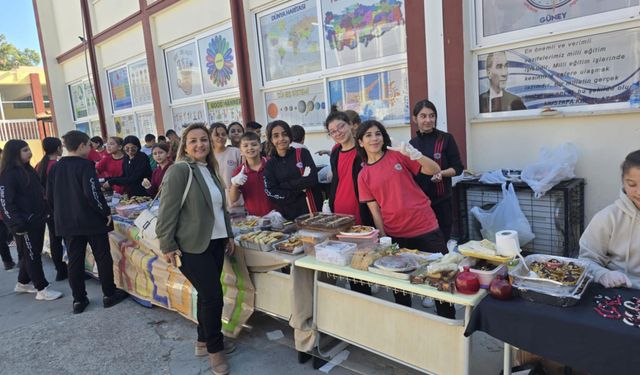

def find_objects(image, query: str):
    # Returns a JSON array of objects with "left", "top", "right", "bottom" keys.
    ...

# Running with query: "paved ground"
[{"left": 0, "top": 247, "right": 503, "bottom": 374}]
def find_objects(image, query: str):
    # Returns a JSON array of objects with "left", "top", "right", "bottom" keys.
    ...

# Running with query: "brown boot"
[{"left": 209, "top": 352, "right": 230, "bottom": 375}]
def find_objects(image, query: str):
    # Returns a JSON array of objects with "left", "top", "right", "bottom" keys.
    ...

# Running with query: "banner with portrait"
[
  {"left": 206, "top": 98, "right": 243, "bottom": 124},
  {"left": 321, "top": 0, "right": 406, "bottom": 68},
  {"left": 265, "top": 83, "right": 326, "bottom": 128},
  {"left": 258, "top": 0, "right": 321, "bottom": 81},
  {"left": 165, "top": 43, "right": 202, "bottom": 101},
  {"left": 198, "top": 28, "right": 239, "bottom": 93},
  {"left": 108, "top": 67, "right": 133, "bottom": 111},
  {"left": 477, "top": 28, "right": 640, "bottom": 113},
  {"left": 328, "top": 68, "right": 409, "bottom": 124}
]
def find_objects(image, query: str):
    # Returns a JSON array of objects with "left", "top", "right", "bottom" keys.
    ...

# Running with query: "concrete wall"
[
  {"left": 50, "top": 0, "right": 83, "bottom": 56},
  {"left": 154, "top": 0, "right": 231, "bottom": 46},
  {"left": 92, "top": 0, "right": 139, "bottom": 34}
]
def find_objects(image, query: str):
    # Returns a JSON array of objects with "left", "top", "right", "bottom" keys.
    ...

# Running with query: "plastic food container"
[
  {"left": 458, "top": 257, "right": 507, "bottom": 289},
  {"left": 314, "top": 240, "right": 357, "bottom": 266},
  {"left": 335, "top": 231, "right": 379, "bottom": 248},
  {"left": 115, "top": 203, "right": 146, "bottom": 218},
  {"left": 297, "top": 229, "right": 334, "bottom": 245}
]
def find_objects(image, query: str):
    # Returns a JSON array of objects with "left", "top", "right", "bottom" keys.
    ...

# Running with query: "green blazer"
[{"left": 156, "top": 159, "right": 233, "bottom": 254}]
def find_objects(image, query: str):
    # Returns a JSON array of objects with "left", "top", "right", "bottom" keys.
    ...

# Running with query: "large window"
[
  {"left": 255, "top": 0, "right": 408, "bottom": 131},
  {"left": 69, "top": 79, "right": 100, "bottom": 136},
  {"left": 107, "top": 58, "right": 156, "bottom": 137},
  {"left": 164, "top": 24, "right": 242, "bottom": 131},
  {"left": 471, "top": 0, "right": 640, "bottom": 118}
]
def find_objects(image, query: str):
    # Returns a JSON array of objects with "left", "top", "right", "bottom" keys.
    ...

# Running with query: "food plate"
[
  {"left": 373, "top": 255, "right": 419, "bottom": 273},
  {"left": 339, "top": 225, "right": 377, "bottom": 237}
]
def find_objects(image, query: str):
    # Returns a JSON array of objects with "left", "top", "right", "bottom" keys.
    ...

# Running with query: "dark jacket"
[
  {"left": 47, "top": 156, "right": 112, "bottom": 236},
  {"left": 479, "top": 89, "right": 526, "bottom": 113},
  {"left": 410, "top": 129, "right": 464, "bottom": 205},
  {"left": 0, "top": 165, "right": 47, "bottom": 233},
  {"left": 328, "top": 145, "right": 373, "bottom": 226},
  {"left": 108, "top": 152, "right": 152, "bottom": 197},
  {"left": 264, "top": 147, "right": 323, "bottom": 221}
]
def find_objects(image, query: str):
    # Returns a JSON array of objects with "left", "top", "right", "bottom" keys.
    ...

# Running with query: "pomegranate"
[
  {"left": 489, "top": 275, "right": 513, "bottom": 300},
  {"left": 455, "top": 266, "right": 480, "bottom": 295}
]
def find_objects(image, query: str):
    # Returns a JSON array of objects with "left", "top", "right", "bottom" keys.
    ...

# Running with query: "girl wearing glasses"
[{"left": 103, "top": 135, "right": 152, "bottom": 197}]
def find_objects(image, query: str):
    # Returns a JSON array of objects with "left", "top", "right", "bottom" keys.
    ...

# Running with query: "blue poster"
[{"left": 108, "top": 67, "right": 132, "bottom": 111}]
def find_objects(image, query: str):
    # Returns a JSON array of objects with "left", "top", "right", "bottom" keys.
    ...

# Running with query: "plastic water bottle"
[
  {"left": 630, "top": 82, "right": 640, "bottom": 108},
  {"left": 322, "top": 200, "right": 331, "bottom": 214}
]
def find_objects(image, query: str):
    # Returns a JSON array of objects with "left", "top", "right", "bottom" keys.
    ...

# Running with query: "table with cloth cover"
[{"left": 464, "top": 284, "right": 640, "bottom": 375}]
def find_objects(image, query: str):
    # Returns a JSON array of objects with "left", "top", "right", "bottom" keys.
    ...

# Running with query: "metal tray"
[
  {"left": 510, "top": 254, "right": 589, "bottom": 294},
  {"left": 295, "top": 213, "right": 355, "bottom": 232},
  {"left": 515, "top": 275, "right": 593, "bottom": 307}
]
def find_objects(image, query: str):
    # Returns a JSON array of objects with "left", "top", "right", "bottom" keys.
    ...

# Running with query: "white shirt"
[{"left": 197, "top": 163, "right": 228, "bottom": 240}]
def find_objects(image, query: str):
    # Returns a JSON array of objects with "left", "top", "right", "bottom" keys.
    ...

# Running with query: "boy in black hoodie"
[{"left": 48, "top": 131, "right": 127, "bottom": 314}]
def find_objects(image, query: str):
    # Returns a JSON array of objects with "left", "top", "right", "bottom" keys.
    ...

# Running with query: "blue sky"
[{"left": 0, "top": 0, "right": 41, "bottom": 62}]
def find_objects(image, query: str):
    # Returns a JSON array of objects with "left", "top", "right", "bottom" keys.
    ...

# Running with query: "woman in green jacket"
[{"left": 156, "top": 123, "right": 234, "bottom": 375}]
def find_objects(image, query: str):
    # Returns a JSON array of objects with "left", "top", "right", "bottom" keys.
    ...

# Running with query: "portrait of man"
[{"left": 479, "top": 51, "right": 527, "bottom": 113}]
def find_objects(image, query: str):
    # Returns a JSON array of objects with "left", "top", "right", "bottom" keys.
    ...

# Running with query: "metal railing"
[{"left": 0, "top": 119, "right": 56, "bottom": 141}]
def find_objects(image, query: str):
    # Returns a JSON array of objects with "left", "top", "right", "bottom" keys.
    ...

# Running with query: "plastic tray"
[
  {"left": 295, "top": 213, "right": 355, "bottom": 232},
  {"left": 510, "top": 254, "right": 589, "bottom": 294},
  {"left": 272, "top": 237, "right": 306, "bottom": 255},
  {"left": 458, "top": 240, "right": 513, "bottom": 263},
  {"left": 314, "top": 240, "right": 357, "bottom": 266},
  {"left": 297, "top": 229, "right": 334, "bottom": 245},
  {"left": 515, "top": 275, "right": 593, "bottom": 307},
  {"left": 235, "top": 232, "right": 288, "bottom": 252}
]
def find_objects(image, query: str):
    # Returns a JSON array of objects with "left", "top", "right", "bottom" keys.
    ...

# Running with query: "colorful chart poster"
[
  {"left": 321, "top": 0, "right": 406, "bottom": 68},
  {"left": 70, "top": 82, "right": 87, "bottom": 120},
  {"left": 328, "top": 68, "right": 409, "bottom": 124},
  {"left": 172, "top": 103, "right": 206, "bottom": 130},
  {"left": 90, "top": 120, "right": 101, "bottom": 137},
  {"left": 264, "top": 83, "right": 326, "bottom": 128},
  {"left": 198, "top": 28, "right": 239, "bottom": 93},
  {"left": 482, "top": 0, "right": 638, "bottom": 37},
  {"left": 206, "top": 98, "right": 243, "bottom": 124},
  {"left": 84, "top": 81, "right": 98, "bottom": 116},
  {"left": 114, "top": 114, "right": 137, "bottom": 137},
  {"left": 137, "top": 112, "right": 156, "bottom": 136},
  {"left": 108, "top": 67, "right": 133, "bottom": 111},
  {"left": 259, "top": 0, "right": 321, "bottom": 81},
  {"left": 165, "top": 42, "right": 202, "bottom": 101},
  {"left": 75, "top": 122, "right": 90, "bottom": 134},
  {"left": 128, "top": 59, "right": 152, "bottom": 106},
  {"left": 477, "top": 28, "right": 640, "bottom": 113}
]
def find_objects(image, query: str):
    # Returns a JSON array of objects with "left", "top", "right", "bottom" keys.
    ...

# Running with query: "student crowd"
[{"left": 1, "top": 97, "right": 637, "bottom": 375}]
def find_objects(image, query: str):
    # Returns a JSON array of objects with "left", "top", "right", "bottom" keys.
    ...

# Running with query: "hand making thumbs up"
[{"left": 231, "top": 165, "right": 248, "bottom": 186}]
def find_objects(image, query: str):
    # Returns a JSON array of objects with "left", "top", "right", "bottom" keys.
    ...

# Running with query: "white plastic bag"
[
  {"left": 479, "top": 169, "right": 507, "bottom": 184},
  {"left": 318, "top": 165, "right": 333, "bottom": 184},
  {"left": 470, "top": 183, "right": 535, "bottom": 246},
  {"left": 521, "top": 143, "right": 578, "bottom": 198}
]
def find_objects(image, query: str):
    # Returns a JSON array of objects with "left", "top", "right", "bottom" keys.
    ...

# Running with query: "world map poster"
[
  {"left": 322, "top": 0, "right": 406, "bottom": 68},
  {"left": 259, "top": 0, "right": 321, "bottom": 81}
]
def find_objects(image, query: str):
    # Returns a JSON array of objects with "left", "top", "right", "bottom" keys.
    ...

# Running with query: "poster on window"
[
  {"left": 265, "top": 83, "right": 326, "bottom": 128},
  {"left": 259, "top": 0, "right": 321, "bottom": 81},
  {"left": 172, "top": 103, "right": 206, "bottom": 130},
  {"left": 137, "top": 112, "right": 156, "bottom": 136},
  {"left": 198, "top": 28, "right": 239, "bottom": 93},
  {"left": 90, "top": 120, "right": 101, "bottom": 137},
  {"left": 128, "top": 60, "right": 152, "bottom": 106},
  {"left": 114, "top": 114, "right": 137, "bottom": 137},
  {"left": 70, "top": 82, "right": 87, "bottom": 120},
  {"left": 477, "top": 28, "right": 640, "bottom": 113},
  {"left": 206, "top": 98, "right": 243, "bottom": 124},
  {"left": 328, "top": 68, "right": 409, "bottom": 124},
  {"left": 321, "top": 0, "right": 406, "bottom": 68},
  {"left": 84, "top": 81, "right": 98, "bottom": 116},
  {"left": 481, "top": 0, "right": 638, "bottom": 37},
  {"left": 108, "top": 67, "right": 132, "bottom": 111},
  {"left": 75, "top": 122, "right": 90, "bottom": 135},
  {"left": 166, "top": 42, "right": 202, "bottom": 101}
]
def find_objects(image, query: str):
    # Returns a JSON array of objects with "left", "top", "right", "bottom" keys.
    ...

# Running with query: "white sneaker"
[
  {"left": 14, "top": 282, "right": 37, "bottom": 294},
  {"left": 35, "top": 286, "right": 63, "bottom": 301},
  {"left": 422, "top": 297, "right": 435, "bottom": 308}
]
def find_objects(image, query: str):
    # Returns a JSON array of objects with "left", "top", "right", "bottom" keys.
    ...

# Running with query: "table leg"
[
  {"left": 503, "top": 343, "right": 512, "bottom": 375},
  {"left": 463, "top": 306, "right": 471, "bottom": 375}
]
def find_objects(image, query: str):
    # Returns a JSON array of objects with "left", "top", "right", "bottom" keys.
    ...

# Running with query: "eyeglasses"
[
  {"left": 327, "top": 122, "right": 348, "bottom": 137},
  {"left": 124, "top": 146, "right": 138, "bottom": 152}
]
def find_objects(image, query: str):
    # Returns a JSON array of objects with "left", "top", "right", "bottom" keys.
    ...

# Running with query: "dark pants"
[
  {"left": 391, "top": 229, "right": 456, "bottom": 319},
  {"left": 46, "top": 216, "right": 65, "bottom": 273},
  {"left": 16, "top": 224, "right": 49, "bottom": 291},
  {"left": 65, "top": 234, "right": 116, "bottom": 302},
  {"left": 0, "top": 220, "right": 12, "bottom": 263},
  {"left": 179, "top": 239, "right": 226, "bottom": 354},
  {"left": 431, "top": 198, "right": 453, "bottom": 242}
]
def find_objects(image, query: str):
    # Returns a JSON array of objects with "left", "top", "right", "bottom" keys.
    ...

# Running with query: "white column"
[{"left": 424, "top": 0, "right": 448, "bottom": 131}]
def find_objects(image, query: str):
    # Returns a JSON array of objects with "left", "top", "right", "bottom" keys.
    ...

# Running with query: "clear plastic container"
[
  {"left": 297, "top": 229, "right": 334, "bottom": 245},
  {"left": 458, "top": 257, "right": 507, "bottom": 289},
  {"left": 314, "top": 240, "right": 357, "bottom": 266}
]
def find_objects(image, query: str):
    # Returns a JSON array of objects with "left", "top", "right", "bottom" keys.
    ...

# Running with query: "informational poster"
[
  {"left": 321, "top": 0, "right": 406, "bottom": 68},
  {"left": 477, "top": 28, "right": 640, "bottom": 113},
  {"left": 165, "top": 42, "right": 202, "bottom": 101},
  {"left": 172, "top": 103, "right": 206, "bottom": 130},
  {"left": 206, "top": 98, "right": 243, "bottom": 124},
  {"left": 137, "top": 112, "right": 157, "bottom": 136},
  {"left": 114, "top": 114, "right": 137, "bottom": 137},
  {"left": 70, "top": 82, "right": 87, "bottom": 120},
  {"left": 259, "top": 0, "right": 321, "bottom": 81},
  {"left": 482, "top": 0, "right": 638, "bottom": 37},
  {"left": 75, "top": 122, "right": 90, "bottom": 134},
  {"left": 265, "top": 83, "right": 326, "bottom": 128},
  {"left": 328, "top": 68, "right": 409, "bottom": 124},
  {"left": 198, "top": 28, "right": 239, "bottom": 93},
  {"left": 84, "top": 81, "right": 98, "bottom": 116},
  {"left": 108, "top": 67, "right": 133, "bottom": 111},
  {"left": 90, "top": 120, "right": 101, "bottom": 137},
  {"left": 128, "top": 59, "right": 152, "bottom": 106}
]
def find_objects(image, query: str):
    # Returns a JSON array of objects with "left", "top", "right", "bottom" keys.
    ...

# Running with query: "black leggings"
[
  {"left": 179, "top": 239, "right": 226, "bottom": 354},
  {"left": 0, "top": 220, "right": 12, "bottom": 263},
  {"left": 16, "top": 224, "right": 49, "bottom": 291},
  {"left": 391, "top": 229, "right": 456, "bottom": 319}
]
